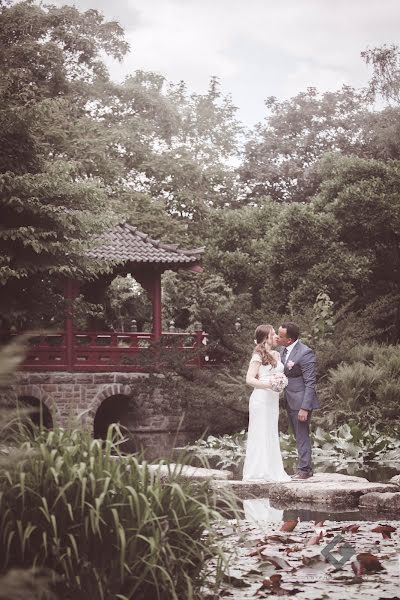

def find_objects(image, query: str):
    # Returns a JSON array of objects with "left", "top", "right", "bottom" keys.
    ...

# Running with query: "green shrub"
[
  {"left": 375, "top": 381, "right": 400, "bottom": 418},
  {"left": 326, "top": 361, "right": 383, "bottom": 409},
  {"left": 318, "top": 343, "right": 400, "bottom": 429},
  {"left": 375, "top": 350, "right": 400, "bottom": 379},
  {"left": 0, "top": 425, "right": 227, "bottom": 600},
  {"left": 346, "top": 343, "right": 380, "bottom": 365}
]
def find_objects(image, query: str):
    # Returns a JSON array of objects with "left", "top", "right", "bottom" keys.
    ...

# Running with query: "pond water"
[
  {"left": 240, "top": 497, "right": 400, "bottom": 525},
  {"left": 282, "top": 504, "right": 400, "bottom": 522},
  {"left": 131, "top": 431, "right": 400, "bottom": 523},
  {"left": 131, "top": 430, "right": 400, "bottom": 483},
  {"left": 119, "top": 430, "right": 400, "bottom": 525},
  {"left": 122, "top": 430, "right": 199, "bottom": 461}
]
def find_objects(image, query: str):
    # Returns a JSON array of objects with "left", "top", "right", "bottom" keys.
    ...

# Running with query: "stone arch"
[
  {"left": 82, "top": 384, "right": 132, "bottom": 432},
  {"left": 13, "top": 385, "right": 58, "bottom": 428}
]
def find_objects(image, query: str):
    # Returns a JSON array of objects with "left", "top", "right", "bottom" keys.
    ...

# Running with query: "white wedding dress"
[{"left": 242, "top": 355, "right": 291, "bottom": 482}]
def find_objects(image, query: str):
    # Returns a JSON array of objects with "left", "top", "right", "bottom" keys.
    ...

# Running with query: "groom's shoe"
[{"left": 291, "top": 471, "right": 313, "bottom": 480}]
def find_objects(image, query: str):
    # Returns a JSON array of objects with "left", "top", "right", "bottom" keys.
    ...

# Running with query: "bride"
[{"left": 242, "top": 324, "right": 291, "bottom": 482}]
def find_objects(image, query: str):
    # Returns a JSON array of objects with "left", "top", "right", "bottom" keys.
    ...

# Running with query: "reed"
[{"left": 0, "top": 424, "right": 229, "bottom": 600}]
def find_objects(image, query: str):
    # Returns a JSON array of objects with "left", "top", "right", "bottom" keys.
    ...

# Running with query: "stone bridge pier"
[
  {"left": 13, "top": 372, "right": 182, "bottom": 432},
  {"left": 10, "top": 371, "right": 247, "bottom": 452}
]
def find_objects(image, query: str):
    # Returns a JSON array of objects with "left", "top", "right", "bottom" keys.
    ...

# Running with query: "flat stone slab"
[
  {"left": 270, "top": 473, "right": 398, "bottom": 508},
  {"left": 210, "top": 472, "right": 398, "bottom": 507},
  {"left": 210, "top": 479, "right": 278, "bottom": 497},
  {"left": 359, "top": 491, "right": 400, "bottom": 511},
  {"left": 149, "top": 463, "right": 234, "bottom": 481}
]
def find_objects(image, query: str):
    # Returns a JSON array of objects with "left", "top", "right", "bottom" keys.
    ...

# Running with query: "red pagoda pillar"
[
  {"left": 152, "top": 271, "right": 162, "bottom": 340},
  {"left": 64, "top": 279, "right": 79, "bottom": 371}
]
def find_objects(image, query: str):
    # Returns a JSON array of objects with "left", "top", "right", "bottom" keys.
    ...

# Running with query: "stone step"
[
  {"left": 210, "top": 472, "right": 399, "bottom": 507},
  {"left": 149, "top": 463, "right": 234, "bottom": 481},
  {"left": 359, "top": 491, "right": 400, "bottom": 511}
]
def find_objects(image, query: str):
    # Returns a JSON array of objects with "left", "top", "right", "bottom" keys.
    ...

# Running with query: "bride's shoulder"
[{"left": 250, "top": 352, "right": 262, "bottom": 363}]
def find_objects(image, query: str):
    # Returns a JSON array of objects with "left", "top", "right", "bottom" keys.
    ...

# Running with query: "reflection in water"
[
  {"left": 243, "top": 498, "right": 283, "bottom": 525},
  {"left": 283, "top": 506, "right": 400, "bottom": 523},
  {"left": 237, "top": 498, "right": 400, "bottom": 524},
  {"left": 239, "top": 500, "right": 400, "bottom": 524}
]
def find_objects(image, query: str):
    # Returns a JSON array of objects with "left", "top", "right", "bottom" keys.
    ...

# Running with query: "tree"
[
  {"left": 0, "top": 1, "right": 244, "bottom": 334},
  {"left": 314, "top": 153, "right": 400, "bottom": 340},
  {"left": 362, "top": 44, "right": 400, "bottom": 105},
  {"left": 204, "top": 201, "right": 281, "bottom": 307},
  {"left": 117, "top": 74, "right": 243, "bottom": 225},
  {"left": 104, "top": 275, "right": 152, "bottom": 332},
  {"left": 0, "top": 1, "right": 132, "bottom": 329},
  {"left": 240, "top": 86, "right": 371, "bottom": 203}
]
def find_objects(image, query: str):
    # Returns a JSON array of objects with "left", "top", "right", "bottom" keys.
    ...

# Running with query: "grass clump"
[{"left": 0, "top": 424, "right": 228, "bottom": 600}]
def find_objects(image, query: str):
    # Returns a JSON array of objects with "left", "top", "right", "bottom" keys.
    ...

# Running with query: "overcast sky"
[{"left": 54, "top": 0, "right": 400, "bottom": 125}]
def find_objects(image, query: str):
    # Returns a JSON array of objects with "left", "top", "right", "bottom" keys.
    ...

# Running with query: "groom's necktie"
[{"left": 282, "top": 347, "right": 288, "bottom": 364}]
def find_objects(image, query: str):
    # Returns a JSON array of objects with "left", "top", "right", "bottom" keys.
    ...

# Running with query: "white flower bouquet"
[{"left": 270, "top": 372, "right": 288, "bottom": 393}]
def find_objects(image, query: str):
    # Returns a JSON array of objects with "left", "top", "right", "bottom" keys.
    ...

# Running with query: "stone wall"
[{"left": 10, "top": 371, "right": 247, "bottom": 436}]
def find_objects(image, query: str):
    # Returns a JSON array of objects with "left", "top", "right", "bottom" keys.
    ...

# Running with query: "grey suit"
[{"left": 281, "top": 341, "right": 319, "bottom": 474}]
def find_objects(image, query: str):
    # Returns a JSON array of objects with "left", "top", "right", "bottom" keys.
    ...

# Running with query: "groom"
[{"left": 276, "top": 322, "right": 319, "bottom": 480}]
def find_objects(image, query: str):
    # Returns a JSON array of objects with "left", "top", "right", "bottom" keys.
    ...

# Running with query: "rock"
[
  {"left": 389, "top": 474, "right": 400, "bottom": 488},
  {"left": 359, "top": 491, "right": 400, "bottom": 511},
  {"left": 268, "top": 473, "right": 398, "bottom": 508},
  {"left": 210, "top": 479, "right": 277, "bottom": 498},
  {"left": 149, "top": 463, "right": 234, "bottom": 482},
  {"left": 211, "top": 472, "right": 398, "bottom": 506}
]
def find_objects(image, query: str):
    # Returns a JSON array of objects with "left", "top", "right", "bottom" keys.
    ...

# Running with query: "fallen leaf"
[
  {"left": 280, "top": 520, "right": 298, "bottom": 532},
  {"left": 351, "top": 552, "right": 384, "bottom": 576},
  {"left": 284, "top": 545, "right": 304, "bottom": 554},
  {"left": 371, "top": 524, "right": 396, "bottom": 539},
  {"left": 301, "top": 549, "right": 325, "bottom": 566},
  {"left": 305, "top": 530, "right": 323, "bottom": 546},
  {"left": 248, "top": 545, "right": 269, "bottom": 557},
  {"left": 261, "top": 573, "right": 283, "bottom": 588},
  {"left": 256, "top": 574, "right": 301, "bottom": 597},
  {"left": 314, "top": 520, "right": 325, "bottom": 528},
  {"left": 342, "top": 524, "right": 360, "bottom": 533},
  {"left": 259, "top": 551, "right": 293, "bottom": 570}
]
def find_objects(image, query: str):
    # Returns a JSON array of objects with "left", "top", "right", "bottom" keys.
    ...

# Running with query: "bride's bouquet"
[{"left": 270, "top": 372, "right": 288, "bottom": 393}]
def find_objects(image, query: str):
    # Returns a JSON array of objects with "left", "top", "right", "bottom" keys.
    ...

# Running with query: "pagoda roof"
[{"left": 88, "top": 223, "right": 204, "bottom": 269}]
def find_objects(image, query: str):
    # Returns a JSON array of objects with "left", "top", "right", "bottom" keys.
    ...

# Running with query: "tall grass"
[
  {"left": 0, "top": 335, "right": 58, "bottom": 598},
  {"left": 0, "top": 425, "right": 229, "bottom": 600}
]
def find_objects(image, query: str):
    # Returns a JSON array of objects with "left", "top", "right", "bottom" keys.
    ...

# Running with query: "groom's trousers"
[{"left": 286, "top": 408, "right": 313, "bottom": 474}]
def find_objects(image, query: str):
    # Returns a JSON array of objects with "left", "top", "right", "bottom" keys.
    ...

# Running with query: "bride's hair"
[{"left": 254, "top": 324, "right": 277, "bottom": 367}]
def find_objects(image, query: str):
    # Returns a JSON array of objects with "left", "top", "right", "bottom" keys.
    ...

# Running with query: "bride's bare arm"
[{"left": 246, "top": 359, "right": 272, "bottom": 389}]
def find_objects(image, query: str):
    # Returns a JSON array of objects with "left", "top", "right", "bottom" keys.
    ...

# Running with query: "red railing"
[{"left": 21, "top": 331, "right": 208, "bottom": 372}]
